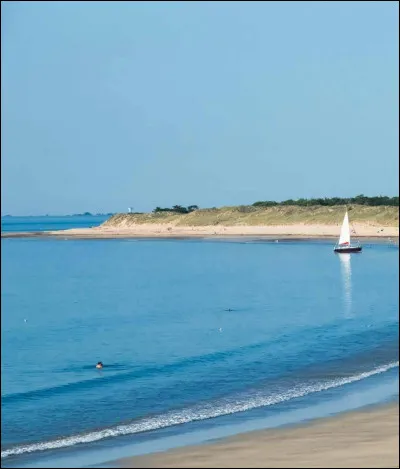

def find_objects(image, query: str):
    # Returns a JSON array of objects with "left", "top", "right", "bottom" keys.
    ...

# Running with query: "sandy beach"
[
  {"left": 1, "top": 222, "right": 399, "bottom": 239},
  {"left": 116, "top": 402, "right": 399, "bottom": 468}
]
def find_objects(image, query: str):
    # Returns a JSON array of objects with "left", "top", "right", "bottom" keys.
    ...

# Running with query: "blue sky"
[{"left": 1, "top": 1, "right": 398, "bottom": 215}]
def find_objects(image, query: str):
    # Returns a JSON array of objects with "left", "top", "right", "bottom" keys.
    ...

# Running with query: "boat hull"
[{"left": 334, "top": 246, "right": 362, "bottom": 253}]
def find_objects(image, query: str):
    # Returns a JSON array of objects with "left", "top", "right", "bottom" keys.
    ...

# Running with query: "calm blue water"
[
  {"left": 1, "top": 218, "right": 398, "bottom": 467},
  {"left": 1, "top": 215, "right": 110, "bottom": 233}
]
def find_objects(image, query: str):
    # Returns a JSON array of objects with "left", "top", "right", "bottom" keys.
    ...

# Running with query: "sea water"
[
  {"left": 1, "top": 215, "right": 109, "bottom": 233},
  {"left": 1, "top": 219, "right": 398, "bottom": 467}
]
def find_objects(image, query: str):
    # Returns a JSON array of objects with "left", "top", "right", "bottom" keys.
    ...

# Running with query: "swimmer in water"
[{"left": 96, "top": 361, "right": 103, "bottom": 369}]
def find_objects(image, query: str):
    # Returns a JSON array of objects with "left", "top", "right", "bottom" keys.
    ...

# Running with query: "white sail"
[{"left": 338, "top": 211, "right": 351, "bottom": 245}]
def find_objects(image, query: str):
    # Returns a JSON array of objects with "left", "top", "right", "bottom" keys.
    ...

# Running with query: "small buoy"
[
  {"left": 219, "top": 328, "right": 223, "bottom": 332},
  {"left": 24, "top": 319, "right": 27, "bottom": 323}
]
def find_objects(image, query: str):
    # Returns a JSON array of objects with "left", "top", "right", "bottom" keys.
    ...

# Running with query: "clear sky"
[{"left": 1, "top": 1, "right": 398, "bottom": 215}]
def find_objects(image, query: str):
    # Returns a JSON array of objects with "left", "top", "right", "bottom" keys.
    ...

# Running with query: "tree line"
[
  {"left": 252, "top": 195, "right": 399, "bottom": 207},
  {"left": 153, "top": 205, "right": 199, "bottom": 214},
  {"left": 149, "top": 195, "right": 398, "bottom": 214}
]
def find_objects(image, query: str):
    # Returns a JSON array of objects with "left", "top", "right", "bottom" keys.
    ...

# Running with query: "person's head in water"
[{"left": 96, "top": 361, "right": 103, "bottom": 369}]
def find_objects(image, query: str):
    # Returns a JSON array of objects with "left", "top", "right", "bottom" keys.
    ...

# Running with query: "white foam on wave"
[{"left": 2, "top": 361, "right": 398, "bottom": 459}]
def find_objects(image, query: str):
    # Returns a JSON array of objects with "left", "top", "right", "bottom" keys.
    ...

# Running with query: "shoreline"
[
  {"left": 1, "top": 222, "right": 399, "bottom": 240},
  {"left": 114, "top": 401, "right": 399, "bottom": 468}
]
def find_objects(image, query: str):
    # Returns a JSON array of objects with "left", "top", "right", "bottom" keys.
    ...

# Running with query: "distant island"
[
  {"left": 2, "top": 195, "right": 398, "bottom": 240},
  {"left": 72, "top": 212, "right": 115, "bottom": 217},
  {"left": 1, "top": 213, "right": 115, "bottom": 218}
]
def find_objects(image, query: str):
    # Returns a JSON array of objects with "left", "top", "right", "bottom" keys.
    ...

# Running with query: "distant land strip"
[{"left": 103, "top": 204, "right": 399, "bottom": 228}]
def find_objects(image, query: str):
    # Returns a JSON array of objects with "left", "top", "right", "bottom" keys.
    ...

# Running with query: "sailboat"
[{"left": 334, "top": 210, "right": 362, "bottom": 253}]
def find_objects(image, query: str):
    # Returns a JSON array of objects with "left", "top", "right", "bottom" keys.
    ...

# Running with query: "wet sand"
[
  {"left": 115, "top": 402, "right": 399, "bottom": 468},
  {"left": 1, "top": 222, "right": 399, "bottom": 239}
]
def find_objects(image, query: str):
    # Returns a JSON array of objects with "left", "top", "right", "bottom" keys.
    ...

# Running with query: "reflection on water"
[{"left": 338, "top": 253, "right": 352, "bottom": 318}]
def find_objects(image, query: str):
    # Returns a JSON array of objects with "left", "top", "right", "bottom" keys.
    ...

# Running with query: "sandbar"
[{"left": 1, "top": 223, "right": 399, "bottom": 240}]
